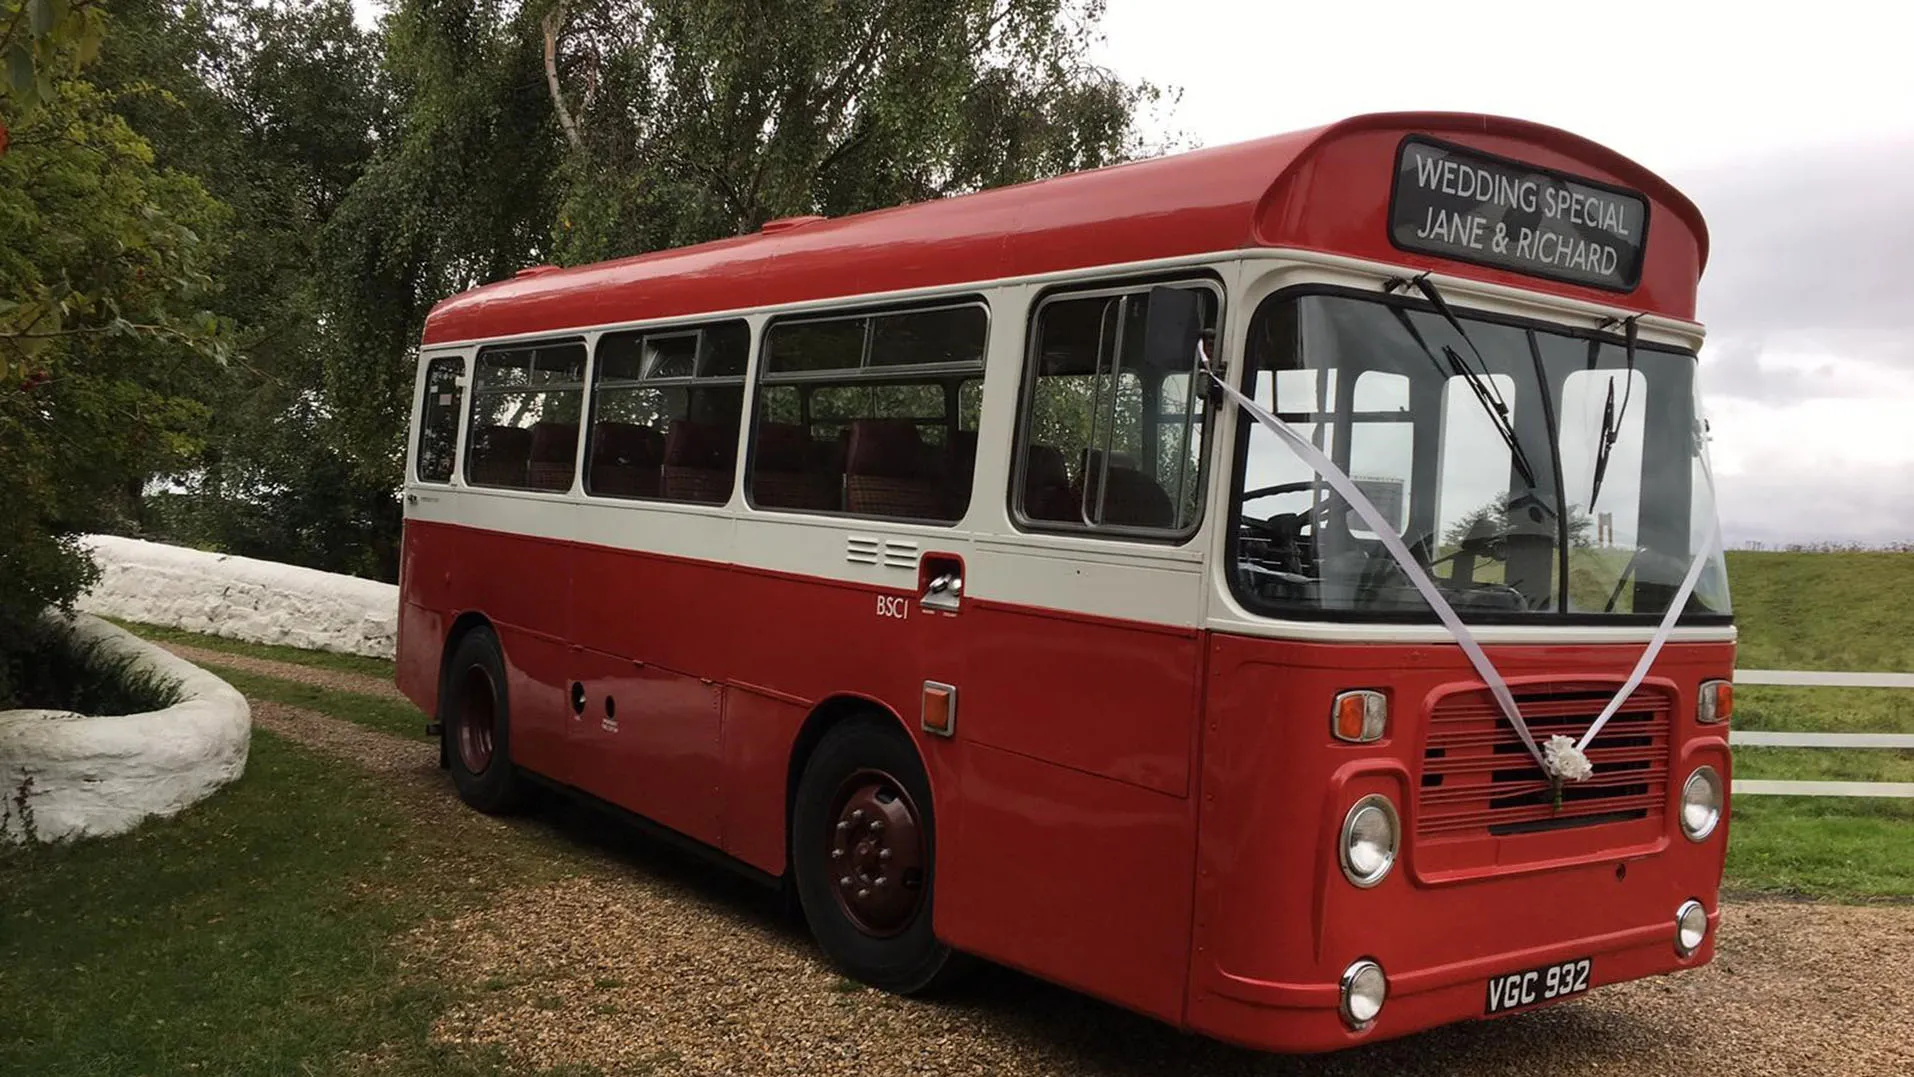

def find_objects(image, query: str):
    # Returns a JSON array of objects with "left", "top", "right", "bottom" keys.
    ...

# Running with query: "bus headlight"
[
  {"left": 1339, "top": 958, "right": 1387, "bottom": 1029},
  {"left": 1680, "top": 766, "right": 1722, "bottom": 841},
  {"left": 1675, "top": 899, "right": 1708, "bottom": 956},
  {"left": 1340, "top": 794, "right": 1399, "bottom": 887}
]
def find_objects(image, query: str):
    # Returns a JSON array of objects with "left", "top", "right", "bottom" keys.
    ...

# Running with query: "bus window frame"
[
  {"left": 581, "top": 317, "right": 753, "bottom": 506},
  {"left": 1221, "top": 281, "right": 1728, "bottom": 628},
  {"left": 744, "top": 295, "right": 992, "bottom": 526},
  {"left": 1008, "top": 272, "right": 1225, "bottom": 546},
  {"left": 461, "top": 335, "right": 591, "bottom": 494},
  {"left": 411, "top": 348, "right": 471, "bottom": 486}
]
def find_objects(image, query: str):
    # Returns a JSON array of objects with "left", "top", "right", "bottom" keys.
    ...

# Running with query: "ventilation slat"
[{"left": 1417, "top": 686, "right": 1672, "bottom": 850}]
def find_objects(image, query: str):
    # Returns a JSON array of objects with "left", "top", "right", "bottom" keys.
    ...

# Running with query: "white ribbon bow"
[{"left": 1207, "top": 367, "right": 1722, "bottom": 784}]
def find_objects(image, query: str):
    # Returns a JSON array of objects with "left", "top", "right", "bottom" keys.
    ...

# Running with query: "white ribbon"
[{"left": 1208, "top": 367, "right": 1723, "bottom": 783}]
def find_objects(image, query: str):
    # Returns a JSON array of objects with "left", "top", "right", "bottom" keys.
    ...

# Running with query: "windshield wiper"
[
  {"left": 1587, "top": 315, "right": 1639, "bottom": 513},
  {"left": 1385, "top": 275, "right": 1540, "bottom": 491}
]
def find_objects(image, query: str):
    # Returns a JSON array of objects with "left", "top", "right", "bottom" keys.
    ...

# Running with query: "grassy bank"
[
  {"left": 1718, "top": 551, "right": 1913, "bottom": 901},
  {"left": 0, "top": 733, "right": 516, "bottom": 1075}
]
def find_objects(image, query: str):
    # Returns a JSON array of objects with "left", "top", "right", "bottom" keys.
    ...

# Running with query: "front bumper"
[{"left": 1188, "top": 900, "right": 1718, "bottom": 1053}]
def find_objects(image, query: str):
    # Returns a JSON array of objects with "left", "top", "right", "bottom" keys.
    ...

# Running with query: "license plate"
[{"left": 1484, "top": 956, "right": 1591, "bottom": 1014}]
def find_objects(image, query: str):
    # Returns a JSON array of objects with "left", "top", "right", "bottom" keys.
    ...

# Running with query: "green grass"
[
  {"left": 102, "top": 618, "right": 397, "bottom": 681},
  {"left": 1723, "top": 798, "right": 1914, "bottom": 902},
  {"left": 1724, "top": 550, "right": 1914, "bottom": 671},
  {"left": 1713, "top": 551, "right": 1914, "bottom": 902},
  {"left": 209, "top": 666, "right": 432, "bottom": 741},
  {"left": 0, "top": 731, "right": 569, "bottom": 1076}
]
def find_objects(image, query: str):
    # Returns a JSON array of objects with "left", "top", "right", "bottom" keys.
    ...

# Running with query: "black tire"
[
  {"left": 441, "top": 626, "right": 526, "bottom": 815},
  {"left": 791, "top": 715, "right": 968, "bottom": 994}
]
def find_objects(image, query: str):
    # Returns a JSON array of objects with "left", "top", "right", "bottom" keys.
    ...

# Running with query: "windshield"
[{"left": 1227, "top": 290, "right": 1731, "bottom": 623}]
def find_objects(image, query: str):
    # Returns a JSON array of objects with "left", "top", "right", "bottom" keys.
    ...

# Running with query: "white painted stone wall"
[
  {"left": 0, "top": 615, "right": 251, "bottom": 844},
  {"left": 75, "top": 534, "right": 400, "bottom": 660}
]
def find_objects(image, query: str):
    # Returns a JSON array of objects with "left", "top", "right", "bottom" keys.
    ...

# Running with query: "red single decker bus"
[{"left": 397, "top": 111, "right": 1735, "bottom": 1053}]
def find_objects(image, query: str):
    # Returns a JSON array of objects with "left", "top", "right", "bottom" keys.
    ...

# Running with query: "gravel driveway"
[
  {"left": 410, "top": 866, "right": 1912, "bottom": 1077},
  {"left": 217, "top": 652, "right": 1914, "bottom": 1076}
]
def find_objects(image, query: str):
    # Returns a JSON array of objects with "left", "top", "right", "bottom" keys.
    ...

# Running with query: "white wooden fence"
[{"left": 1728, "top": 669, "right": 1914, "bottom": 799}]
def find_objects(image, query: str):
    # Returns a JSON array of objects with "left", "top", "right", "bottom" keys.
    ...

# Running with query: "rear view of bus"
[
  {"left": 396, "top": 111, "right": 1733, "bottom": 1055},
  {"left": 1186, "top": 125, "right": 1732, "bottom": 1049}
]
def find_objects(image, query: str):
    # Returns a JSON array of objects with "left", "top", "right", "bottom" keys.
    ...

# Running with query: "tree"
[
  {"left": 1, "top": 4, "right": 232, "bottom": 697},
  {"left": 1442, "top": 492, "right": 1595, "bottom": 554},
  {"left": 319, "top": 0, "right": 1173, "bottom": 495},
  {"left": 538, "top": 0, "right": 1176, "bottom": 260},
  {"left": 83, "top": 0, "right": 402, "bottom": 577}
]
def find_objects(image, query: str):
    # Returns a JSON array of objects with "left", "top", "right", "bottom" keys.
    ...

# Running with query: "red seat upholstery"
[
  {"left": 846, "top": 418, "right": 947, "bottom": 520},
  {"left": 589, "top": 421, "right": 664, "bottom": 498},
  {"left": 468, "top": 424, "right": 532, "bottom": 487},
  {"left": 751, "top": 421, "right": 839, "bottom": 511},
  {"left": 1077, "top": 448, "right": 1176, "bottom": 528},
  {"left": 661, "top": 420, "right": 737, "bottom": 503},
  {"left": 526, "top": 421, "right": 579, "bottom": 490},
  {"left": 1022, "top": 443, "right": 1077, "bottom": 522}
]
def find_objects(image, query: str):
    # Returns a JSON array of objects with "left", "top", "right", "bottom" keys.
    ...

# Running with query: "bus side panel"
[
  {"left": 937, "top": 739, "right": 1197, "bottom": 1025},
  {"left": 396, "top": 521, "right": 446, "bottom": 715},
  {"left": 719, "top": 685, "right": 807, "bottom": 875},
  {"left": 568, "top": 647, "right": 726, "bottom": 849},
  {"left": 425, "top": 518, "right": 576, "bottom": 781},
  {"left": 929, "top": 599, "right": 1202, "bottom": 1025}
]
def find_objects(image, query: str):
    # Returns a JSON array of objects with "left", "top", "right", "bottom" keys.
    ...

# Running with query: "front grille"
[{"left": 1417, "top": 687, "right": 1671, "bottom": 838}]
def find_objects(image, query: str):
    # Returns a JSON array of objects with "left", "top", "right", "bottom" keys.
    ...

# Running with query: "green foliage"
[
  {"left": 1, "top": 52, "right": 231, "bottom": 659},
  {"left": 319, "top": 0, "right": 1170, "bottom": 492},
  {"left": 1722, "top": 549, "right": 1914, "bottom": 671},
  {"left": 6, "top": 0, "right": 1169, "bottom": 614},
  {"left": 86, "top": 0, "right": 403, "bottom": 578},
  {"left": 540, "top": 0, "right": 1175, "bottom": 259},
  {"left": 0, "top": 617, "right": 184, "bottom": 713},
  {"left": 0, "top": 0, "right": 108, "bottom": 116}
]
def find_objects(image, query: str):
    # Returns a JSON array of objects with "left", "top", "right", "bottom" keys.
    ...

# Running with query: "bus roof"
[{"left": 421, "top": 111, "right": 1709, "bottom": 346}]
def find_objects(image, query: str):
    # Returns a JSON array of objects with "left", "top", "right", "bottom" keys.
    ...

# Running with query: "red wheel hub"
[
  {"left": 456, "top": 665, "right": 497, "bottom": 774},
  {"left": 827, "top": 769, "right": 926, "bottom": 937}
]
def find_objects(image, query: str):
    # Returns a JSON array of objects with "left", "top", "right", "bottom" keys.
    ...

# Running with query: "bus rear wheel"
[
  {"left": 442, "top": 626, "right": 526, "bottom": 815},
  {"left": 792, "top": 716, "right": 965, "bottom": 994}
]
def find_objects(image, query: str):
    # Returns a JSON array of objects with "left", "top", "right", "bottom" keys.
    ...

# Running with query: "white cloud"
[{"left": 1092, "top": 0, "right": 1914, "bottom": 544}]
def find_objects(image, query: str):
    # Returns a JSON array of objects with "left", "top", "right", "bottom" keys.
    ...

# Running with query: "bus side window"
[
  {"left": 415, "top": 355, "right": 465, "bottom": 483},
  {"left": 587, "top": 321, "right": 748, "bottom": 504},
  {"left": 1013, "top": 284, "right": 1217, "bottom": 537},
  {"left": 466, "top": 340, "right": 588, "bottom": 491},
  {"left": 749, "top": 302, "right": 987, "bottom": 523}
]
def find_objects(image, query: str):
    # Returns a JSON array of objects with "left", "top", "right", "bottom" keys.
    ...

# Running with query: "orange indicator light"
[
  {"left": 922, "top": 681, "right": 957, "bottom": 737},
  {"left": 1332, "top": 690, "right": 1388, "bottom": 743}
]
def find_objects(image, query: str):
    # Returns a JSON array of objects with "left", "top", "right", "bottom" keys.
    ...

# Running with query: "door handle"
[{"left": 920, "top": 555, "right": 964, "bottom": 612}]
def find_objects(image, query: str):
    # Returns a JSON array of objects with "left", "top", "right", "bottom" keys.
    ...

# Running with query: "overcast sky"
[
  {"left": 349, "top": 0, "right": 1912, "bottom": 546},
  {"left": 1089, "top": 0, "right": 1914, "bottom": 547}
]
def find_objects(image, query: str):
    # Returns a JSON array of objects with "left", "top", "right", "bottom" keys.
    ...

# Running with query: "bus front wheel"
[
  {"left": 791, "top": 716, "right": 965, "bottom": 994},
  {"left": 442, "top": 626, "right": 526, "bottom": 815}
]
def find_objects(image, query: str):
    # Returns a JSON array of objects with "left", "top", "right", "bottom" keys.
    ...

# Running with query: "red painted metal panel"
[
  {"left": 719, "top": 685, "right": 807, "bottom": 876},
  {"left": 1186, "top": 632, "right": 1734, "bottom": 1050},
  {"left": 1256, "top": 121, "right": 1706, "bottom": 319},
  {"left": 960, "top": 601, "right": 1199, "bottom": 797},
  {"left": 420, "top": 112, "right": 1710, "bottom": 348},
  {"left": 936, "top": 739, "right": 1199, "bottom": 1024},
  {"left": 569, "top": 648, "right": 725, "bottom": 848}
]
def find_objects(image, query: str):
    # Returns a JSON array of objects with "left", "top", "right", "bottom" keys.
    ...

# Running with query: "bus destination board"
[{"left": 1390, "top": 136, "right": 1648, "bottom": 292}]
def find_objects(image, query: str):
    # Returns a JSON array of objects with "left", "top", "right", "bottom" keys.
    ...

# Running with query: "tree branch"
[{"left": 542, "top": 1, "right": 586, "bottom": 155}]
